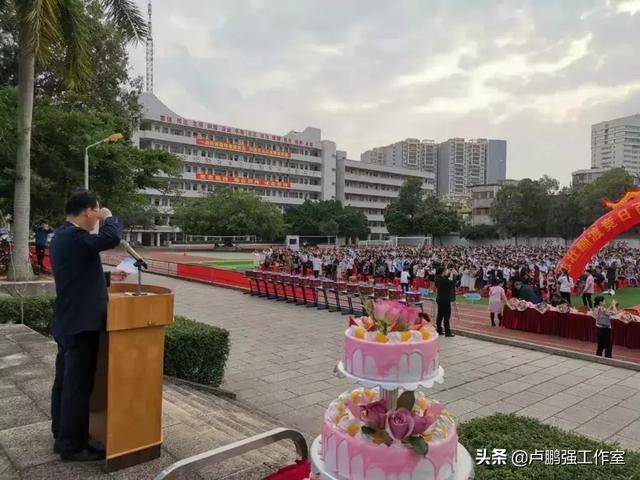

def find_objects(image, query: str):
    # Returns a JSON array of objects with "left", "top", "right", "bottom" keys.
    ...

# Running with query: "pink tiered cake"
[
  {"left": 342, "top": 300, "right": 440, "bottom": 384},
  {"left": 315, "top": 300, "right": 458, "bottom": 480},
  {"left": 320, "top": 389, "right": 458, "bottom": 480}
]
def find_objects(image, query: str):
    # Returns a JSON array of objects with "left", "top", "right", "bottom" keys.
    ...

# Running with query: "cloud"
[
  {"left": 610, "top": 0, "right": 640, "bottom": 15},
  {"left": 129, "top": 0, "right": 640, "bottom": 185}
]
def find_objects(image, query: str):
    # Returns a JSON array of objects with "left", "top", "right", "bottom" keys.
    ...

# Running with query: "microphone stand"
[
  {"left": 133, "top": 258, "right": 149, "bottom": 296},
  {"left": 120, "top": 240, "right": 148, "bottom": 296}
]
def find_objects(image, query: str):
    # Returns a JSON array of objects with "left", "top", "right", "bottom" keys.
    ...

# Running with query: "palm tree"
[{"left": 7, "top": 0, "right": 147, "bottom": 280}]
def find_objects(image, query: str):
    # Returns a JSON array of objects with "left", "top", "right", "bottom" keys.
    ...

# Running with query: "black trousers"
[
  {"left": 35, "top": 245, "right": 46, "bottom": 268},
  {"left": 51, "top": 331, "right": 101, "bottom": 454},
  {"left": 582, "top": 293, "right": 593, "bottom": 308},
  {"left": 596, "top": 327, "right": 612, "bottom": 358},
  {"left": 401, "top": 282, "right": 409, "bottom": 293},
  {"left": 436, "top": 301, "right": 452, "bottom": 335},
  {"left": 560, "top": 292, "right": 571, "bottom": 304}
]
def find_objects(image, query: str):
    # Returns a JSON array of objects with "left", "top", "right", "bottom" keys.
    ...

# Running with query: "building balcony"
[
  {"left": 345, "top": 200, "right": 391, "bottom": 209},
  {"left": 179, "top": 172, "right": 322, "bottom": 192},
  {"left": 139, "top": 130, "right": 323, "bottom": 165},
  {"left": 179, "top": 154, "right": 323, "bottom": 178},
  {"left": 344, "top": 173, "right": 406, "bottom": 187},
  {"left": 472, "top": 198, "right": 494, "bottom": 209},
  {"left": 344, "top": 186, "right": 400, "bottom": 198}
]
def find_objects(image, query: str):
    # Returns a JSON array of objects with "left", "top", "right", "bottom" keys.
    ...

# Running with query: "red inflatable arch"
[{"left": 558, "top": 195, "right": 640, "bottom": 281}]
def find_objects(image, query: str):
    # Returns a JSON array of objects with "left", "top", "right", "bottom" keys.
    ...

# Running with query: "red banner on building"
[
  {"left": 195, "top": 173, "right": 291, "bottom": 189},
  {"left": 195, "top": 138, "right": 292, "bottom": 159}
]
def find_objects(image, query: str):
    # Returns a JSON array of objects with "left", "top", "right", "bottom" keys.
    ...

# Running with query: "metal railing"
[{"left": 154, "top": 428, "right": 308, "bottom": 480}]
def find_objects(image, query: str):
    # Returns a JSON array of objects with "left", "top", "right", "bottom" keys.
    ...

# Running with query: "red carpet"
[{"left": 450, "top": 303, "right": 640, "bottom": 365}]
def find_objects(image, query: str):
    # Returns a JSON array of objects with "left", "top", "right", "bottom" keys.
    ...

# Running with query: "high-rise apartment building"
[
  {"left": 437, "top": 138, "right": 506, "bottom": 196},
  {"left": 361, "top": 138, "right": 439, "bottom": 175},
  {"left": 363, "top": 137, "right": 506, "bottom": 196},
  {"left": 591, "top": 114, "right": 640, "bottom": 176}
]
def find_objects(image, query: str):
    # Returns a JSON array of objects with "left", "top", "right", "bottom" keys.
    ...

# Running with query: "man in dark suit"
[
  {"left": 49, "top": 190, "right": 126, "bottom": 462},
  {"left": 435, "top": 267, "right": 456, "bottom": 338}
]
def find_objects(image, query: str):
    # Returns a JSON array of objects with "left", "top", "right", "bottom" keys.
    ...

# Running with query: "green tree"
[
  {"left": 384, "top": 177, "right": 426, "bottom": 235},
  {"left": 0, "top": 86, "right": 180, "bottom": 228},
  {"left": 579, "top": 167, "right": 635, "bottom": 227},
  {"left": 420, "top": 195, "right": 461, "bottom": 242},
  {"left": 459, "top": 223, "right": 500, "bottom": 240},
  {"left": 337, "top": 206, "right": 370, "bottom": 243},
  {"left": 491, "top": 178, "right": 553, "bottom": 242},
  {"left": 284, "top": 200, "right": 369, "bottom": 241},
  {"left": 282, "top": 200, "right": 321, "bottom": 236},
  {"left": 173, "top": 189, "right": 285, "bottom": 242},
  {"left": 547, "top": 187, "right": 584, "bottom": 242},
  {"left": 5, "top": 0, "right": 147, "bottom": 279}
]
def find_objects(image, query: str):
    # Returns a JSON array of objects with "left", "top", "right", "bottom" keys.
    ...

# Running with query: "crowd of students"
[
  {"left": 260, "top": 243, "right": 638, "bottom": 359},
  {"left": 261, "top": 243, "right": 639, "bottom": 299}
]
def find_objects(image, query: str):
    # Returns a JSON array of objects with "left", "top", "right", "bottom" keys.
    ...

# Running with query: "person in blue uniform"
[
  {"left": 34, "top": 222, "right": 53, "bottom": 272},
  {"left": 49, "top": 190, "right": 127, "bottom": 462}
]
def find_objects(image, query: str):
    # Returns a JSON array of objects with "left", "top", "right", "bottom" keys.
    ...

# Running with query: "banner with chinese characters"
[
  {"left": 195, "top": 138, "right": 292, "bottom": 159},
  {"left": 195, "top": 173, "right": 290, "bottom": 189},
  {"left": 558, "top": 197, "right": 640, "bottom": 280}
]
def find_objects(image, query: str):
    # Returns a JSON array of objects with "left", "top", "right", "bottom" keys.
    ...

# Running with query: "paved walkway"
[
  {"left": 0, "top": 324, "right": 295, "bottom": 479},
  {"left": 129, "top": 272, "right": 640, "bottom": 452}
]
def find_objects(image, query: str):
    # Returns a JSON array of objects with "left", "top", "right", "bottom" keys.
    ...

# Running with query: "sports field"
[
  {"left": 423, "top": 286, "right": 640, "bottom": 309},
  {"left": 191, "top": 259, "right": 256, "bottom": 271}
]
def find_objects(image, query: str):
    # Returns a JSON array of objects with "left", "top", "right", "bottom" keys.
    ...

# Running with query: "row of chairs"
[{"left": 245, "top": 270, "right": 426, "bottom": 316}]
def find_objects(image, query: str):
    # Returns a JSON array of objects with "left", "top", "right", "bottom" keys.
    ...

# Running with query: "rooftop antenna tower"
[{"left": 145, "top": 0, "right": 154, "bottom": 93}]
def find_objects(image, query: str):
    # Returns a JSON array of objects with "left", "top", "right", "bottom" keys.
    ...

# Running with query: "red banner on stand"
[{"left": 558, "top": 197, "right": 640, "bottom": 280}]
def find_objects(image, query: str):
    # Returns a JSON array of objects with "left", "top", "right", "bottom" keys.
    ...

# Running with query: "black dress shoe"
[
  {"left": 55, "top": 442, "right": 104, "bottom": 455},
  {"left": 436, "top": 330, "right": 444, "bottom": 335},
  {"left": 87, "top": 443, "right": 106, "bottom": 455},
  {"left": 445, "top": 333, "right": 456, "bottom": 337},
  {"left": 61, "top": 448, "right": 105, "bottom": 462}
]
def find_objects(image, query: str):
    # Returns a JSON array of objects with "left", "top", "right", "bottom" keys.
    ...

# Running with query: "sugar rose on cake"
[{"left": 321, "top": 388, "right": 459, "bottom": 477}]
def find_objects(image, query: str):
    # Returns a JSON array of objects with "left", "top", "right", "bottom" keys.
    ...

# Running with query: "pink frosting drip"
[
  {"left": 320, "top": 418, "right": 458, "bottom": 480},
  {"left": 343, "top": 330, "right": 440, "bottom": 382}
]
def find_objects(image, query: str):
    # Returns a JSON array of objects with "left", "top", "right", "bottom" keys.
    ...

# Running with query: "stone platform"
[{"left": 0, "top": 324, "right": 297, "bottom": 479}]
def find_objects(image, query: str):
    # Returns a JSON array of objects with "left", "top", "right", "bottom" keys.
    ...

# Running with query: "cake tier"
[
  {"left": 321, "top": 389, "right": 458, "bottom": 480},
  {"left": 343, "top": 329, "right": 440, "bottom": 383},
  {"left": 321, "top": 422, "right": 458, "bottom": 480}
]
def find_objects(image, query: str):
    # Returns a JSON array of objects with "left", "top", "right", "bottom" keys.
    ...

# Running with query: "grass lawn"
[
  {"left": 423, "top": 286, "right": 640, "bottom": 309},
  {"left": 459, "top": 414, "right": 640, "bottom": 479},
  {"left": 569, "top": 286, "right": 640, "bottom": 309},
  {"left": 191, "top": 259, "right": 256, "bottom": 271}
]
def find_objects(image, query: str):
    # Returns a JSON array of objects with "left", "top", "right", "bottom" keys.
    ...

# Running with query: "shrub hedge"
[
  {"left": 459, "top": 413, "right": 640, "bottom": 479},
  {"left": 0, "top": 297, "right": 230, "bottom": 386},
  {"left": 164, "top": 315, "right": 230, "bottom": 386},
  {"left": 0, "top": 295, "right": 55, "bottom": 334}
]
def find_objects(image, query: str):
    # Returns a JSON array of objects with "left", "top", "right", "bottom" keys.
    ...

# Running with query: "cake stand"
[
  {"left": 335, "top": 361, "right": 445, "bottom": 395},
  {"left": 310, "top": 436, "right": 475, "bottom": 480}
]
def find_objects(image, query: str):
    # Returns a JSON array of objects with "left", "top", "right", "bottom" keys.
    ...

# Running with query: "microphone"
[{"left": 120, "top": 240, "right": 148, "bottom": 269}]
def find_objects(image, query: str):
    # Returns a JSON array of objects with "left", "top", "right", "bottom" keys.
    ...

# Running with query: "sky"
[{"left": 128, "top": 0, "right": 640, "bottom": 185}]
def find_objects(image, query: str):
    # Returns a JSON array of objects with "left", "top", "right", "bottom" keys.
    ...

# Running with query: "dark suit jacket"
[
  {"left": 49, "top": 218, "right": 121, "bottom": 337},
  {"left": 435, "top": 276, "right": 456, "bottom": 303}
]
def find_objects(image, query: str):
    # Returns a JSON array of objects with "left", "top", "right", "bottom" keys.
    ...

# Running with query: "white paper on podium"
[{"left": 115, "top": 256, "right": 139, "bottom": 274}]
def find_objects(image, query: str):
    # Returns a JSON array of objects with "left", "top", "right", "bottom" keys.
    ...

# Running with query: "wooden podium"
[{"left": 89, "top": 284, "right": 174, "bottom": 472}]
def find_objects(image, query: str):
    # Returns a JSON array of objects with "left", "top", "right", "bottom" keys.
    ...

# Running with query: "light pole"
[{"left": 84, "top": 133, "right": 124, "bottom": 189}]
